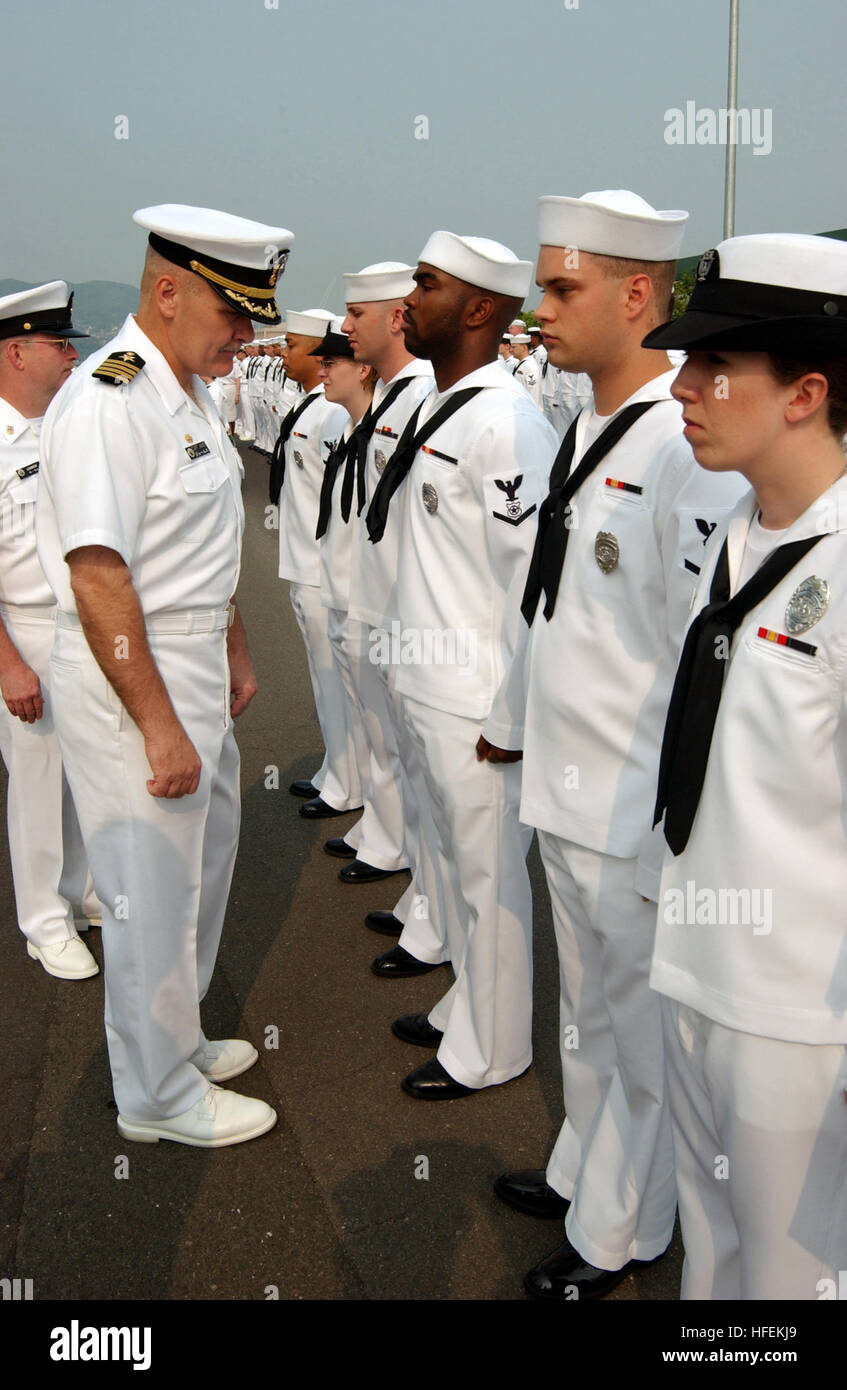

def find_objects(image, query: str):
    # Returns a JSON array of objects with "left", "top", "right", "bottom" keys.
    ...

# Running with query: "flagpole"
[{"left": 723, "top": 0, "right": 740, "bottom": 238}]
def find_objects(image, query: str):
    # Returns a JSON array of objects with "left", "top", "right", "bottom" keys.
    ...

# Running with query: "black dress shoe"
[
  {"left": 324, "top": 837, "right": 357, "bottom": 858},
  {"left": 289, "top": 779, "right": 319, "bottom": 798},
  {"left": 401, "top": 1057, "right": 474, "bottom": 1100},
  {"left": 339, "top": 859, "right": 402, "bottom": 884},
  {"left": 523, "top": 1237, "right": 665, "bottom": 1301},
  {"left": 371, "top": 945, "right": 447, "bottom": 978},
  {"left": 493, "top": 1169, "right": 571, "bottom": 1220},
  {"left": 391, "top": 1013, "right": 444, "bottom": 1047},
  {"left": 364, "top": 910, "right": 403, "bottom": 938},
  {"left": 300, "top": 797, "right": 357, "bottom": 819}
]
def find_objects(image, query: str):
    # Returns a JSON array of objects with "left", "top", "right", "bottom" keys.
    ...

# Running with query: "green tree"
[{"left": 672, "top": 269, "right": 696, "bottom": 319}]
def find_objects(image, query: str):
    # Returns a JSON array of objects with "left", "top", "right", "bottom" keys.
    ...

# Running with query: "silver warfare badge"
[
  {"left": 374, "top": 448, "right": 387, "bottom": 475},
  {"left": 785, "top": 576, "right": 830, "bottom": 634},
  {"left": 293, "top": 450, "right": 304, "bottom": 469},
  {"left": 421, "top": 483, "right": 439, "bottom": 514},
  {"left": 594, "top": 531, "right": 619, "bottom": 573}
]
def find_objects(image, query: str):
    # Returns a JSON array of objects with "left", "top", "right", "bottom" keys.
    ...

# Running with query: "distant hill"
[{"left": 0, "top": 279, "right": 138, "bottom": 358}]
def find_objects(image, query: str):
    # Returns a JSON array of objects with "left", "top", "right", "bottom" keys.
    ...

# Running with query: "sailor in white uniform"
[
  {"left": 339, "top": 264, "right": 441, "bottom": 933},
  {"left": 512, "top": 332, "right": 544, "bottom": 409},
  {"left": 312, "top": 319, "right": 387, "bottom": 877},
  {"left": 367, "top": 231, "right": 557, "bottom": 1097},
  {"left": 272, "top": 308, "right": 360, "bottom": 818},
  {"left": 37, "top": 204, "right": 290, "bottom": 1146},
  {"left": 487, "top": 191, "right": 745, "bottom": 1297},
  {"left": 646, "top": 233, "right": 847, "bottom": 1300},
  {"left": 0, "top": 282, "right": 100, "bottom": 979}
]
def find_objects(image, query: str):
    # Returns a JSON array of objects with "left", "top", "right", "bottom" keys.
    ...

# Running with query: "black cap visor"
[{"left": 644, "top": 312, "right": 847, "bottom": 355}]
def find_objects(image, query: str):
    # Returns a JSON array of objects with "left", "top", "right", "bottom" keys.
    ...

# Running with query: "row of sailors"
[
  {"left": 207, "top": 341, "right": 304, "bottom": 453},
  {"left": 208, "top": 326, "right": 593, "bottom": 448},
  {"left": 5, "top": 191, "right": 844, "bottom": 1308},
  {"left": 264, "top": 192, "right": 847, "bottom": 1306}
]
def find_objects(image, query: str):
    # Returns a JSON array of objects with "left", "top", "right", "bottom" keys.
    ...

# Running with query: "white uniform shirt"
[
  {"left": 0, "top": 398, "right": 54, "bottom": 606},
  {"left": 651, "top": 480, "right": 847, "bottom": 1044},
  {"left": 37, "top": 315, "right": 244, "bottom": 616},
  {"left": 318, "top": 417, "right": 357, "bottom": 612},
  {"left": 277, "top": 385, "right": 348, "bottom": 587},
  {"left": 392, "top": 361, "right": 558, "bottom": 720},
  {"left": 513, "top": 355, "right": 544, "bottom": 410},
  {"left": 542, "top": 364, "right": 593, "bottom": 441},
  {"left": 486, "top": 369, "right": 745, "bottom": 864},
  {"left": 347, "top": 360, "right": 434, "bottom": 630}
]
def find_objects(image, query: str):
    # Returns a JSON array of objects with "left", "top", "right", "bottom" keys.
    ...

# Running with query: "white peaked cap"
[
  {"left": 0, "top": 280, "right": 88, "bottom": 338},
  {"left": 133, "top": 204, "right": 293, "bottom": 270},
  {"left": 715, "top": 233, "right": 847, "bottom": 295},
  {"left": 538, "top": 190, "right": 688, "bottom": 261},
  {"left": 284, "top": 309, "right": 335, "bottom": 337},
  {"left": 343, "top": 262, "right": 416, "bottom": 304},
  {"left": 133, "top": 204, "right": 294, "bottom": 324},
  {"left": 418, "top": 231, "right": 532, "bottom": 297}
]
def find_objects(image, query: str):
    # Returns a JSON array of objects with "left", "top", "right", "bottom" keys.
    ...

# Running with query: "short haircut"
[
  {"left": 768, "top": 355, "right": 847, "bottom": 439},
  {"left": 597, "top": 255, "right": 677, "bottom": 321}
]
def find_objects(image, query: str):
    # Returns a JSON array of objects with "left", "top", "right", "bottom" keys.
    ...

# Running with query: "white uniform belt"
[
  {"left": 57, "top": 605, "right": 235, "bottom": 635},
  {"left": 0, "top": 601, "right": 57, "bottom": 622}
]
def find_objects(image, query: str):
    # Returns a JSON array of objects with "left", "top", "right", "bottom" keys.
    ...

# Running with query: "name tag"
[
  {"left": 16, "top": 462, "right": 39, "bottom": 479},
  {"left": 185, "top": 441, "right": 211, "bottom": 460}
]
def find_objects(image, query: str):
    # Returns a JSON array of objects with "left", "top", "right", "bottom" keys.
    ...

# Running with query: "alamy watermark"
[
  {"left": 662, "top": 880, "right": 773, "bottom": 935},
  {"left": 369, "top": 622, "right": 478, "bottom": 673},
  {"left": 664, "top": 102, "right": 772, "bottom": 156}
]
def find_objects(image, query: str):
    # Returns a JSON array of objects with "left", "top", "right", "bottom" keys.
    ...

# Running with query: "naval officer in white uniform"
[
  {"left": 646, "top": 233, "right": 847, "bottom": 1300},
  {"left": 37, "top": 205, "right": 291, "bottom": 1146},
  {"left": 0, "top": 282, "right": 100, "bottom": 979},
  {"left": 486, "top": 191, "right": 745, "bottom": 1297},
  {"left": 367, "top": 231, "right": 557, "bottom": 1097}
]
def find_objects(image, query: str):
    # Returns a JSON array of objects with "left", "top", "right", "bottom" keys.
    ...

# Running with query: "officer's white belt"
[
  {"left": 56, "top": 606, "right": 235, "bottom": 635},
  {"left": 0, "top": 602, "right": 57, "bottom": 623}
]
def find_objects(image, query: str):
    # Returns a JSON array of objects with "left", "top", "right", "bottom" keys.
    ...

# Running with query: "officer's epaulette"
[{"left": 92, "top": 351, "right": 146, "bottom": 386}]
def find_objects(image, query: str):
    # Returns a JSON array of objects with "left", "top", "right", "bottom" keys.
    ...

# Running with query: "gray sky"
[{"left": 1, "top": 0, "right": 844, "bottom": 312}]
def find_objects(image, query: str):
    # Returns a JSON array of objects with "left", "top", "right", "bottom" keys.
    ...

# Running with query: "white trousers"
[
  {"left": 288, "top": 582, "right": 361, "bottom": 812},
  {"left": 0, "top": 606, "right": 97, "bottom": 947},
  {"left": 540, "top": 833, "right": 676, "bottom": 1269},
  {"left": 662, "top": 997, "right": 847, "bottom": 1300},
  {"left": 381, "top": 659, "right": 449, "bottom": 962},
  {"left": 235, "top": 393, "right": 255, "bottom": 442},
  {"left": 50, "top": 624, "right": 240, "bottom": 1120},
  {"left": 326, "top": 611, "right": 407, "bottom": 871},
  {"left": 401, "top": 695, "right": 533, "bottom": 1087}
]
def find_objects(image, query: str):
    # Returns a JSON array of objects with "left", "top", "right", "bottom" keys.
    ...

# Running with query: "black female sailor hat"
[
  {"left": 643, "top": 233, "right": 847, "bottom": 354},
  {"left": 0, "top": 281, "right": 88, "bottom": 339},
  {"left": 308, "top": 317, "right": 355, "bottom": 358},
  {"left": 133, "top": 204, "right": 294, "bottom": 325}
]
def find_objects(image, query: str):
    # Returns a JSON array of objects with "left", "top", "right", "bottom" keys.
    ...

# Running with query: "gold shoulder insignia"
[{"left": 92, "top": 351, "right": 146, "bottom": 386}]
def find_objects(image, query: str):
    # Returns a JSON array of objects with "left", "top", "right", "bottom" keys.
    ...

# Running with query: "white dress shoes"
[
  {"left": 27, "top": 935, "right": 99, "bottom": 980},
  {"left": 190, "top": 1038, "right": 259, "bottom": 1082},
  {"left": 117, "top": 1085, "right": 277, "bottom": 1147}
]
